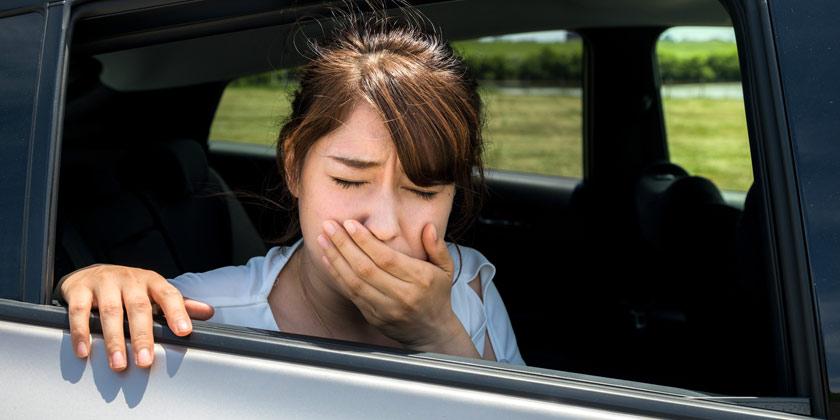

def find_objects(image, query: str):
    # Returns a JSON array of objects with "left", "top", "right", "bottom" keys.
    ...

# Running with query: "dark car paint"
[{"left": 769, "top": 0, "right": 840, "bottom": 412}]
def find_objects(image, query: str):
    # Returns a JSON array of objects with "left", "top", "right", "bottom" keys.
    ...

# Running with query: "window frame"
[
  {"left": 725, "top": 0, "right": 827, "bottom": 414},
  {"left": 0, "top": 0, "right": 69, "bottom": 304}
]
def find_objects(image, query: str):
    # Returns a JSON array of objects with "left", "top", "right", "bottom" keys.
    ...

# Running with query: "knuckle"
[
  {"left": 356, "top": 262, "right": 376, "bottom": 279},
  {"left": 126, "top": 295, "right": 152, "bottom": 311},
  {"left": 68, "top": 302, "right": 90, "bottom": 316},
  {"left": 71, "top": 330, "right": 89, "bottom": 342},
  {"left": 159, "top": 285, "right": 183, "bottom": 299},
  {"left": 417, "top": 274, "right": 433, "bottom": 289},
  {"left": 387, "top": 306, "right": 406, "bottom": 320},
  {"left": 345, "top": 278, "right": 362, "bottom": 296},
  {"left": 401, "top": 294, "right": 418, "bottom": 312},
  {"left": 99, "top": 303, "right": 124, "bottom": 318},
  {"left": 131, "top": 331, "right": 153, "bottom": 345},
  {"left": 378, "top": 253, "right": 396, "bottom": 270}
]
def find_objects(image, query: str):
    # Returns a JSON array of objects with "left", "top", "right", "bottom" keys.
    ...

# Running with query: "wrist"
[{"left": 408, "top": 312, "right": 478, "bottom": 358}]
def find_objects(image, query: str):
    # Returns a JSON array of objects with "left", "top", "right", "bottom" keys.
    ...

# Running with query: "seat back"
[{"left": 56, "top": 139, "right": 266, "bottom": 280}]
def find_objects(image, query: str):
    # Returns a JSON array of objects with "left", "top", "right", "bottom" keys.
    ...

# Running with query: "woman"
[{"left": 60, "top": 16, "right": 523, "bottom": 372}]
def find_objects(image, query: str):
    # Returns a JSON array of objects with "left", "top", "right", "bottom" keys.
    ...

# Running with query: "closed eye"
[
  {"left": 407, "top": 188, "right": 438, "bottom": 201},
  {"left": 332, "top": 178, "right": 366, "bottom": 189}
]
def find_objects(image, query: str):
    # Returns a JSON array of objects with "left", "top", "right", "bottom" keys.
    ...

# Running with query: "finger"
[
  {"left": 148, "top": 281, "right": 193, "bottom": 336},
  {"left": 66, "top": 288, "right": 93, "bottom": 358},
  {"left": 94, "top": 283, "right": 128, "bottom": 371},
  {"left": 319, "top": 254, "right": 391, "bottom": 326},
  {"left": 342, "top": 219, "right": 427, "bottom": 281},
  {"left": 123, "top": 289, "right": 155, "bottom": 368},
  {"left": 321, "top": 221, "right": 408, "bottom": 297},
  {"left": 422, "top": 224, "right": 454, "bottom": 276},
  {"left": 317, "top": 232, "right": 394, "bottom": 307},
  {"left": 184, "top": 299, "right": 215, "bottom": 321}
]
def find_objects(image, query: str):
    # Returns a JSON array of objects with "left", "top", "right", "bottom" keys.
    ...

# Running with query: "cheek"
[
  {"left": 399, "top": 194, "right": 455, "bottom": 260},
  {"left": 297, "top": 182, "right": 353, "bottom": 241}
]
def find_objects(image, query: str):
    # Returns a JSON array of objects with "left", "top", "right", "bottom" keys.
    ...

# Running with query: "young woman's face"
[{"left": 292, "top": 101, "right": 456, "bottom": 270}]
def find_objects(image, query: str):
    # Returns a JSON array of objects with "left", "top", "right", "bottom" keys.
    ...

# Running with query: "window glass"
[
  {"left": 0, "top": 12, "right": 44, "bottom": 299},
  {"left": 453, "top": 31, "right": 582, "bottom": 178},
  {"left": 209, "top": 70, "right": 296, "bottom": 146},
  {"left": 657, "top": 26, "right": 752, "bottom": 191},
  {"left": 209, "top": 31, "right": 583, "bottom": 178}
]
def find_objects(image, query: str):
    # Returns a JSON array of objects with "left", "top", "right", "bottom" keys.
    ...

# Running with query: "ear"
[{"left": 282, "top": 142, "right": 300, "bottom": 198}]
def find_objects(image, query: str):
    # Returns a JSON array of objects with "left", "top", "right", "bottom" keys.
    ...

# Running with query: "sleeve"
[
  {"left": 481, "top": 280, "right": 525, "bottom": 365},
  {"left": 448, "top": 244, "right": 525, "bottom": 365},
  {"left": 167, "top": 251, "right": 276, "bottom": 308}
]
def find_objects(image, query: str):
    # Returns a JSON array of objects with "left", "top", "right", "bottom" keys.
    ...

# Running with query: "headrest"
[
  {"left": 656, "top": 176, "right": 726, "bottom": 246},
  {"left": 661, "top": 176, "right": 725, "bottom": 213},
  {"left": 635, "top": 162, "right": 690, "bottom": 243},
  {"left": 636, "top": 171, "right": 725, "bottom": 246},
  {"left": 122, "top": 139, "right": 209, "bottom": 197}
]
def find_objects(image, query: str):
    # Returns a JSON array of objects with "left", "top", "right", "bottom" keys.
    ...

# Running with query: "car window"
[
  {"left": 657, "top": 26, "right": 753, "bottom": 192},
  {"left": 209, "top": 31, "right": 584, "bottom": 180},
  {"left": 41, "top": 0, "right": 817, "bottom": 416},
  {"left": 453, "top": 31, "right": 582, "bottom": 179},
  {"left": 209, "top": 70, "right": 296, "bottom": 147},
  {"left": 0, "top": 11, "right": 45, "bottom": 299}
]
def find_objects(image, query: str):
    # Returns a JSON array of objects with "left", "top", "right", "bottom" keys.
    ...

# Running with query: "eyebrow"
[{"left": 327, "top": 155, "right": 382, "bottom": 169}]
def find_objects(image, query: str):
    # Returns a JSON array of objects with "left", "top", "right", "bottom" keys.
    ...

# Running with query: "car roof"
[{"left": 73, "top": 0, "right": 731, "bottom": 91}]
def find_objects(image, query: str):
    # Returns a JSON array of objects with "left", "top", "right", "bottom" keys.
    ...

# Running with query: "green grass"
[
  {"left": 452, "top": 40, "right": 582, "bottom": 60},
  {"left": 209, "top": 85, "right": 296, "bottom": 145},
  {"left": 657, "top": 40, "right": 738, "bottom": 59},
  {"left": 210, "top": 85, "right": 753, "bottom": 191},
  {"left": 451, "top": 39, "right": 736, "bottom": 60}
]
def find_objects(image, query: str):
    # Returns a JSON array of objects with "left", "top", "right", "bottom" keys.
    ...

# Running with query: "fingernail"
[
  {"left": 324, "top": 221, "right": 337, "bottom": 236},
  {"left": 137, "top": 348, "right": 152, "bottom": 366},
  {"left": 177, "top": 319, "right": 190, "bottom": 333},
  {"left": 111, "top": 351, "right": 126, "bottom": 369},
  {"left": 431, "top": 225, "right": 438, "bottom": 242},
  {"left": 317, "top": 234, "right": 330, "bottom": 249},
  {"left": 343, "top": 220, "right": 356, "bottom": 234},
  {"left": 76, "top": 341, "right": 88, "bottom": 357}
]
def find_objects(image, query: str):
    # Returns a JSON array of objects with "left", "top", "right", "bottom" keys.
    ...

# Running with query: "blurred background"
[{"left": 209, "top": 26, "right": 751, "bottom": 192}]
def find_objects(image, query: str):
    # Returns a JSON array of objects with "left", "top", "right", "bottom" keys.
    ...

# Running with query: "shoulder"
[
  {"left": 446, "top": 242, "right": 496, "bottom": 291},
  {"left": 168, "top": 240, "right": 301, "bottom": 306}
]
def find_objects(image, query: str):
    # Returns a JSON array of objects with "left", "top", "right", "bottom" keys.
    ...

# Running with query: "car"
[{"left": 1, "top": 0, "right": 838, "bottom": 418}]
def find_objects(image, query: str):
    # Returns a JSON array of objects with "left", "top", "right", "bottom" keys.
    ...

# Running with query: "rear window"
[{"left": 656, "top": 26, "right": 752, "bottom": 192}]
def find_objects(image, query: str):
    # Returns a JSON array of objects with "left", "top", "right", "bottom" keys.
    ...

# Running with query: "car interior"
[{"left": 56, "top": 0, "right": 790, "bottom": 401}]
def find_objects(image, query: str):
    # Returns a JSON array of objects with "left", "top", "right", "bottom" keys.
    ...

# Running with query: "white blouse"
[{"left": 169, "top": 240, "right": 524, "bottom": 365}]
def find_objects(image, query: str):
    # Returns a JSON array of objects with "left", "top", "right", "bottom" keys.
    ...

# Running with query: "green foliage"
[{"left": 231, "top": 40, "right": 741, "bottom": 86}]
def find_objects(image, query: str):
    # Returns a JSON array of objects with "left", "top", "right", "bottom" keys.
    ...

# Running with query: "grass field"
[
  {"left": 210, "top": 85, "right": 753, "bottom": 191},
  {"left": 451, "top": 39, "right": 738, "bottom": 60}
]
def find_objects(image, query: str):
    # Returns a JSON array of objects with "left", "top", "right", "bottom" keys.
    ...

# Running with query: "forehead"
[{"left": 317, "top": 102, "right": 395, "bottom": 159}]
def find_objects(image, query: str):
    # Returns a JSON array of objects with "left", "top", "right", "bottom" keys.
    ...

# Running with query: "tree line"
[{"left": 232, "top": 45, "right": 741, "bottom": 87}]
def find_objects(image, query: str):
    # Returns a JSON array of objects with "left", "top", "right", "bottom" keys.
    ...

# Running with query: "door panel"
[{"left": 1, "top": 319, "right": 631, "bottom": 419}]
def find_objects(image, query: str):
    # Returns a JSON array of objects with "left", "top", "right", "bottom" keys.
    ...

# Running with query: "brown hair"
[{"left": 275, "top": 14, "right": 485, "bottom": 242}]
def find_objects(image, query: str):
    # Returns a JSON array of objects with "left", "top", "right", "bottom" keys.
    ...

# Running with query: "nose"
[{"left": 361, "top": 191, "right": 401, "bottom": 243}]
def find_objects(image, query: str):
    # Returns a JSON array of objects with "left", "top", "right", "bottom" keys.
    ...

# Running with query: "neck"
[{"left": 293, "top": 243, "right": 371, "bottom": 338}]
